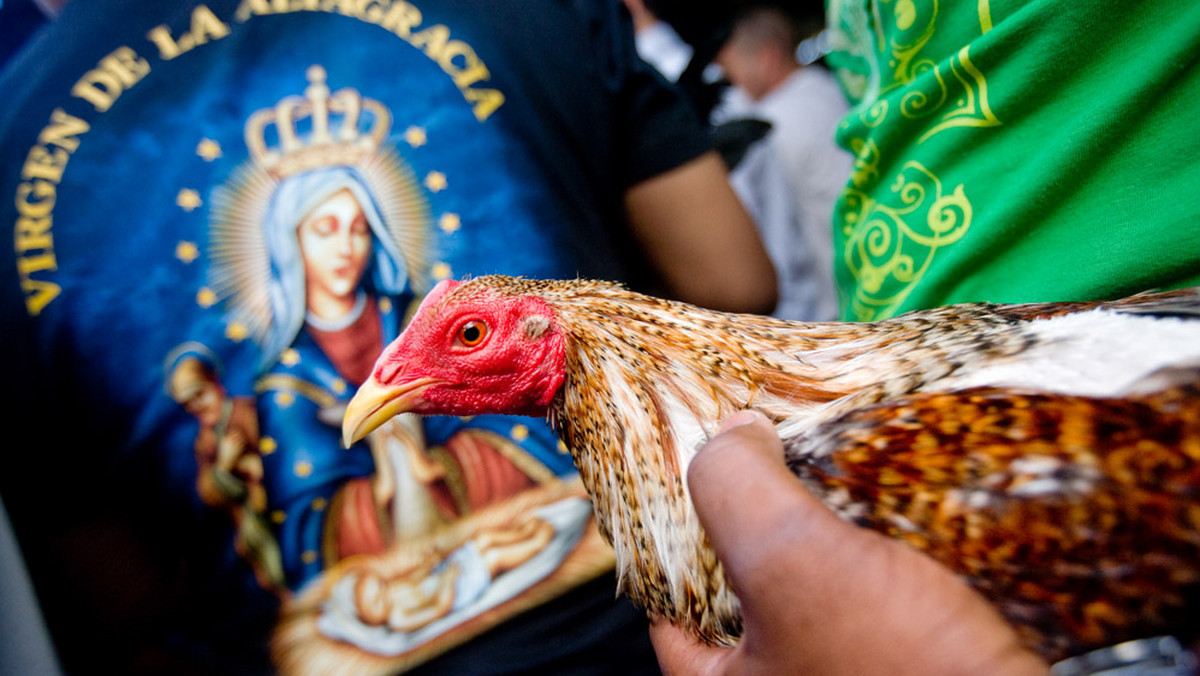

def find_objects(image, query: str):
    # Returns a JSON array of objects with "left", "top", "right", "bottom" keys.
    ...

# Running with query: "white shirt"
[
  {"left": 632, "top": 21, "right": 692, "bottom": 82},
  {"left": 717, "top": 67, "right": 854, "bottom": 321}
]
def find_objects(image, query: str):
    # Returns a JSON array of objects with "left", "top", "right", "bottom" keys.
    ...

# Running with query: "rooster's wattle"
[{"left": 342, "top": 275, "right": 1200, "bottom": 662}]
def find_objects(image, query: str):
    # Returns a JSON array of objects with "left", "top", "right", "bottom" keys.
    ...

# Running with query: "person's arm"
[
  {"left": 649, "top": 410, "right": 1049, "bottom": 676},
  {"left": 624, "top": 151, "right": 778, "bottom": 315}
]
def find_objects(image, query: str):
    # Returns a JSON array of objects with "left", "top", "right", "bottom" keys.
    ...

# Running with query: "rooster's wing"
[{"left": 790, "top": 373, "right": 1200, "bottom": 661}]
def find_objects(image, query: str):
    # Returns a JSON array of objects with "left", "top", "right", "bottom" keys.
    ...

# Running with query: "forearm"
[{"left": 624, "top": 151, "right": 778, "bottom": 315}]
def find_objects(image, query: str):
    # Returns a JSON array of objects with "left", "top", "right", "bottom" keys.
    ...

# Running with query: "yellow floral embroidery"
[
  {"left": 840, "top": 160, "right": 973, "bottom": 320},
  {"left": 876, "top": 0, "right": 938, "bottom": 92},
  {"left": 978, "top": 0, "right": 993, "bottom": 33},
  {"left": 835, "top": 1, "right": 1000, "bottom": 320},
  {"left": 848, "top": 137, "right": 882, "bottom": 189},
  {"left": 855, "top": 1, "right": 1000, "bottom": 143},
  {"left": 915, "top": 46, "right": 1001, "bottom": 142}
]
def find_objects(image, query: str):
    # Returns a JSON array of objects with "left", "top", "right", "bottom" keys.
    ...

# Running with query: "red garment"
[
  {"left": 310, "top": 300, "right": 388, "bottom": 558},
  {"left": 445, "top": 432, "right": 538, "bottom": 512},
  {"left": 334, "top": 477, "right": 387, "bottom": 558},
  {"left": 423, "top": 431, "right": 540, "bottom": 519},
  {"left": 306, "top": 299, "right": 383, "bottom": 386}
]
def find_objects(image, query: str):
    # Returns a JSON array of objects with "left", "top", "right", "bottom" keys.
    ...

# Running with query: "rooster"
[{"left": 342, "top": 275, "right": 1200, "bottom": 662}]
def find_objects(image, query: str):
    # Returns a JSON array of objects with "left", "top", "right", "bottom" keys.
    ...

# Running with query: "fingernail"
[{"left": 717, "top": 410, "right": 765, "bottom": 433}]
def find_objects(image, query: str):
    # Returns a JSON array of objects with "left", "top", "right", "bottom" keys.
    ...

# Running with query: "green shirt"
[{"left": 825, "top": 0, "right": 1200, "bottom": 320}]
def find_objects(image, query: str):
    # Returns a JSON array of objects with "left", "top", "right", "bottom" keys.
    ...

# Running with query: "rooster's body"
[{"left": 343, "top": 275, "right": 1200, "bottom": 662}]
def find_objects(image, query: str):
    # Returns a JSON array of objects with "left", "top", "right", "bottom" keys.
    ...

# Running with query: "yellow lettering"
[
  {"left": 14, "top": 215, "right": 52, "bottom": 253},
  {"left": 321, "top": 0, "right": 366, "bottom": 16},
  {"left": 235, "top": 0, "right": 272, "bottom": 20},
  {"left": 21, "top": 110, "right": 87, "bottom": 183},
  {"left": 71, "top": 70, "right": 123, "bottom": 112},
  {"left": 453, "top": 62, "right": 489, "bottom": 89},
  {"left": 17, "top": 252, "right": 56, "bottom": 276},
  {"left": 444, "top": 43, "right": 490, "bottom": 89},
  {"left": 21, "top": 147, "right": 69, "bottom": 184},
  {"left": 148, "top": 5, "right": 231, "bottom": 60},
  {"left": 360, "top": 0, "right": 389, "bottom": 24},
  {"left": 230, "top": 0, "right": 504, "bottom": 118},
  {"left": 15, "top": 178, "right": 55, "bottom": 254},
  {"left": 379, "top": 1, "right": 421, "bottom": 38},
  {"left": 37, "top": 109, "right": 89, "bottom": 154},
  {"left": 408, "top": 24, "right": 449, "bottom": 60},
  {"left": 15, "top": 215, "right": 52, "bottom": 253},
  {"left": 464, "top": 87, "right": 505, "bottom": 121},
  {"left": 15, "top": 181, "right": 55, "bottom": 219},
  {"left": 70, "top": 47, "right": 150, "bottom": 113},
  {"left": 192, "top": 3, "right": 232, "bottom": 40},
  {"left": 238, "top": 0, "right": 291, "bottom": 19},
  {"left": 11, "top": 106, "right": 87, "bottom": 316},
  {"left": 238, "top": 0, "right": 326, "bottom": 19},
  {"left": 403, "top": 22, "right": 504, "bottom": 117},
  {"left": 22, "top": 279, "right": 62, "bottom": 315},
  {"left": 17, "top": 253, "right": 61, "bottom": 316},
  {"left": 146, "top": 25, "right": 183, "bottom": 59},
  {"left": 102, "top": 47, "right": 151, "bottom": 87}
]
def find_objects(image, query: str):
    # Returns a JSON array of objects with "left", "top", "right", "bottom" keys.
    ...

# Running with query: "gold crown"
[{"left": 245, "top": 65, "right": 392, "bottom": 178}]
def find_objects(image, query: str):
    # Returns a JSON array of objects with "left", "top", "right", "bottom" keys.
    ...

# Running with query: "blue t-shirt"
[{"left": 0, "top": 1, "right": 709, "bottom": 673}]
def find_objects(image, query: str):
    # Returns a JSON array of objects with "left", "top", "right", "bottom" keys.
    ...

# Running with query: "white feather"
[{"left": 940, "top": 310, "right": 1200, "bottom": 396}]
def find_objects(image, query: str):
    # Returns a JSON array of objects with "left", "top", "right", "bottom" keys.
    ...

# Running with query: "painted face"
[
  {"left": 296, "top": 187, "right": 373, "bottom": 315},
  {"left": 184, "top": 380, "right": 224, "bottom": 427}
]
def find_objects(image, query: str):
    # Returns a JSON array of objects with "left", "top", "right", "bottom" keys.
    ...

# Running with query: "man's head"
[{"left": 716, "top": 6, "right": 802, "bottom": 101}]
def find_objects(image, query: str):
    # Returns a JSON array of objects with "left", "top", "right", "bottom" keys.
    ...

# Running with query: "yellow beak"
[{"left": 341, "top": 376, "right": 439, "bottom": 447}]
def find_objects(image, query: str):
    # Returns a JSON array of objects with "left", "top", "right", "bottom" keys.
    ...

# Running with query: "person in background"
[
  {"left": 715, "top": 4, "right": 854, "bottom": 321},
  {"left": 621, "top": 0, "right": 693, "bottom": 83},
  {"left": 0, "top": 1, "right": 774, "bottom": 674},
  {"left": 624, "top": 0, "right": 840, "bottom": 321},
  {"left": 651, "top": 0, "right": 1200, "bottom": 673}
]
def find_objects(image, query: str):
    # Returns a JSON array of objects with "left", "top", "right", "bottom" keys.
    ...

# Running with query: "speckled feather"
[
  {"left": 792, "top": 382, "right": 1200, "bottom": 660},
  {"left": 363, "top": 276, "right": 1200, "bottom": 662}
]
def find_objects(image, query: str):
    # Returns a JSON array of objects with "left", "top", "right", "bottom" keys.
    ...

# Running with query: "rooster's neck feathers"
[
  {"left": 454, "top": 277, "right": 1200, "bottom": 652},
  {"left": 351, "top": 276, "right": 1200, "bottom": 657},
  {"left": 481, "top": 276, "right": 1040, "bottom": 637}
]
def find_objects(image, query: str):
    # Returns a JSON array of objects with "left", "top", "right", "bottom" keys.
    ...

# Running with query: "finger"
[
  {"left": 688, "top": 411, "right": 835, "bottom": 575},
  {"left": 648, "top": 619, "right": 732, "bottom": 676}
]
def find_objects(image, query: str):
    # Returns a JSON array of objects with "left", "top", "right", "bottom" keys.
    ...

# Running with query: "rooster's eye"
[{"left": 456, "top": 320, "right": 488, "bottom": 347}]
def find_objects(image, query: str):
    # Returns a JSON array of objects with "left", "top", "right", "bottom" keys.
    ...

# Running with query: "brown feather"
[
  {"left": 793, "top": 381, "right": 1200, "bottom": 659},
  {"left": 371, "top": 276, "right": 1200, "bottom": 661}
]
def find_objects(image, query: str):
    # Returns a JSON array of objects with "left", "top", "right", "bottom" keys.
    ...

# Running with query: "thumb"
[
  {"left": 688, "top": 411, "right": 835, "bottom": 577},
  {"left": 648, "top": 619, "right": 733, "bottom": 676}
]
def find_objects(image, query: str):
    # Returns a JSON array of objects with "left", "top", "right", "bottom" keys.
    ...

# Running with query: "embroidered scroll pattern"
[
  {"left": 833, "top": 0, "right": 1000, "bottom": 319},
  {"left": 841, "top": 159, "right": 972, "bottom": 320}
]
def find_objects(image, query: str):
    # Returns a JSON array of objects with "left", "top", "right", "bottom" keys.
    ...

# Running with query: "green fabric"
[{"left": 825, "top": 0, "right": 1200, "bottom": 320}]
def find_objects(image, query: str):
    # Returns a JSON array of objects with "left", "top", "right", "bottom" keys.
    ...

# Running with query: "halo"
[{"left": 207, "top": 146, "right": 432, "bottom": 347}]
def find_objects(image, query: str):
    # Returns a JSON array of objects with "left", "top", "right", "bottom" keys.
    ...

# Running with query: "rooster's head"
[{"left": 342, "top": 277, "right": 567, "bottom": 446}]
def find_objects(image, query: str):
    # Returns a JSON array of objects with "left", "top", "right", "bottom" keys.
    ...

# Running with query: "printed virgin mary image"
[
  {"left": 179, "top": 68, "right": 603, "bottom": 671},
  {"left": 251, "top": 163, "right": 582, "bottom": 599}
]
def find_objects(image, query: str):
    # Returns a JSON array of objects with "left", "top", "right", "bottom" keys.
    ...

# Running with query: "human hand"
[{"left": 649, "top": 411, "right": 1049, "bottom": 676}]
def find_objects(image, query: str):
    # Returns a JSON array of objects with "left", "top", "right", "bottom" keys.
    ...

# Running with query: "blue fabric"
[{"left": 0, "top": 0, "right": 707, "bottom": 673}]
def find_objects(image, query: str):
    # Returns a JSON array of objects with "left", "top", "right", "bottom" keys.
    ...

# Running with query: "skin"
[
  {"left": 715, "top": 12, "right": 798, "bottom": 101},
  {"left": 296, "top": 187, "right": 373, "bottom": 323},
  {"left": 715, "top": 43, "right": 783, "bottom": 102},
  {"left": 623, "top": 151, "right": 778, "bottom": 315},
  {"left": 649, "top": 411, "right": 1050, "bottom": 676},
  {"left": 620, "top": 0, "right": 659, "bottom": 33}
]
